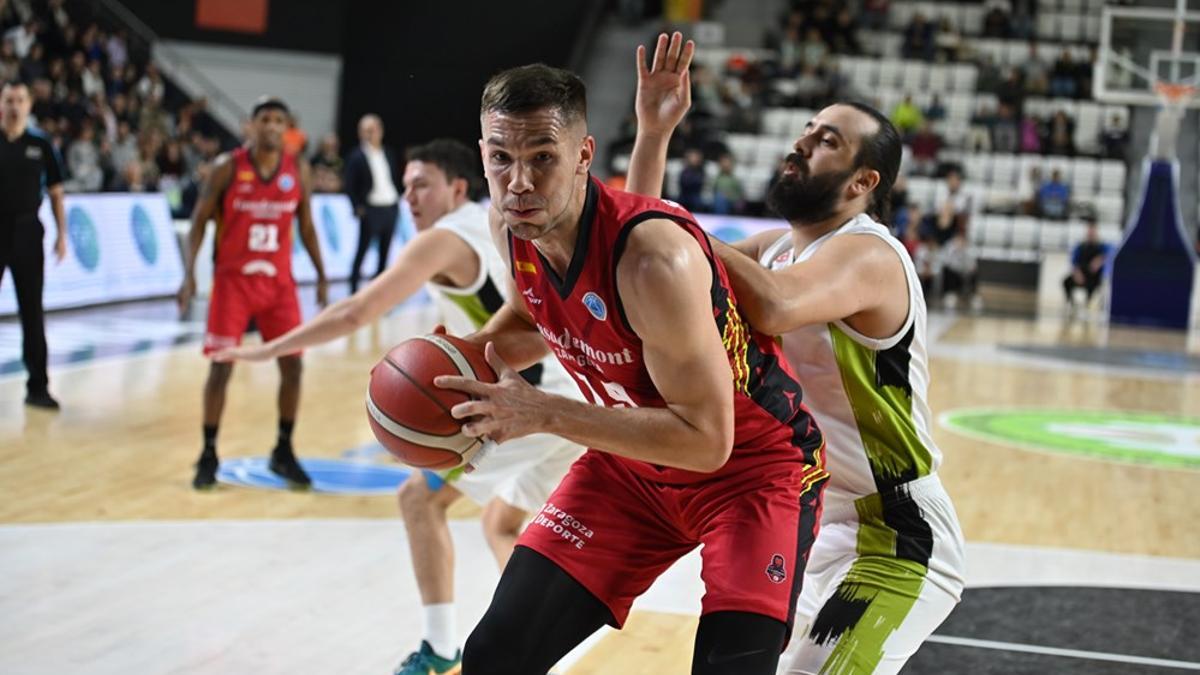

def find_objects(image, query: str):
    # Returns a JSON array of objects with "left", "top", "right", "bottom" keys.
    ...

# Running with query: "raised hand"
[{"left": 635, "top": 31, "right": 696, "bottom": 138}]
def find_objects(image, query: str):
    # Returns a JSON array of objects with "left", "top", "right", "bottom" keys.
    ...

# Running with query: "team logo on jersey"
[
  {"left": 766, "top": 554, "right": 787, "bottom": 584},
  {"left": 25, "top": 146, "right": 43, "bottom": 160},
  {"left": 582, "top": 292, "right": 607, "bottom": 321},
  {"left": 236, "top": 170, "right": 256, "bottom": 182},
  {"left": 515, "top": 260, "right": 538, "bottom": 274},
  {"left": 522, "top": 287, "right": 542, "bottom": 306},
  {"left": 277, "top": 173, "right": 296, "bottom": 191}
]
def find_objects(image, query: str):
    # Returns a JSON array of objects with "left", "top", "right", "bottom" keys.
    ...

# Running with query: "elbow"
[
  {"left": 753, "top": 312, "right": 788, "bottom": 337},
  {"left": 336, "top": 300, "right": 369, "bottom": 330},
  {"left": 691, "top": 418, "right": 735, "bottom": 474}
]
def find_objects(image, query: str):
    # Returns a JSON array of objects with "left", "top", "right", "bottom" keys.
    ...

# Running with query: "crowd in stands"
[
  {"left": 0, "top": 0, "right": 226, "bottom": 216},
  {"left": 607, "top": 0, "right": 1129, "bottom": 307}
]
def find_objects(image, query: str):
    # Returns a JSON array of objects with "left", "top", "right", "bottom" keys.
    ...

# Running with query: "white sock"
[{"left": 423, "top": 603, "right": 458, "bottom": 658}]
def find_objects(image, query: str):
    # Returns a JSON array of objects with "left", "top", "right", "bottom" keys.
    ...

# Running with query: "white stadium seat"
[
  {"left": 1041, "top": 221, "right": 1071, "bottom": 252},
  {"left": 982, "top": 215, "right": 1013, "bottom": 248},
  {"left": 1059, "top": 13, "right": 1083, "bottom": 42},
  {"left": 1099, "top": 161, "right": 1127, "bottom": 192},
  {"left": 1095, "top": 194, "right": 1125, "bottom": 228},
  {"left": 1010, "top": 216, "right": 1041, "bottom": 252}
]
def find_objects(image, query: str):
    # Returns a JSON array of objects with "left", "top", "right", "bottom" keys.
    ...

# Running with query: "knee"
[
  {"left": 277, "top": 356, "right": 302, "bottom": 383},
  {"left": 462, "top": 619, "right": 516, "bottom": 675},
  {"left": 207, "top": 362, "right": 233, "bottom": 388},
  {"left": 397, "top": 473, "right": 434, "bottom": 517},
  {"left": 481, "top": 501, "right": 524, "bottom": 542}
]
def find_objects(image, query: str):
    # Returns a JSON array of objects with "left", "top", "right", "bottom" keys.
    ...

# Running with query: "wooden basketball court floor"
[{"left": 2, "top": 291, "right": 1199, "bottom": 674}]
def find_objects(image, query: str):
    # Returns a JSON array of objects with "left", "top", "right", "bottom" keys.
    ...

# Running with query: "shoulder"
[
  {"left": 26, "top": 128, "right": 51, "bottom": 146},
  {"left": 619, "top": 219, "right": 709, "bottom": 283}
]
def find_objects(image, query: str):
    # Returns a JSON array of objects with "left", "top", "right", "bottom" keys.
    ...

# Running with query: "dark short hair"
[
  {"left": 480, "top": 64, "right": 587, "bottom": 125},
  {"left": 841, "top": 101, "right": 902, "bottom": 224},
  {"left": 251, "top": 95, "right": 289, "bottom": 118},
  {"left": 406, "top": 138, "right": 480, "bottom": 194},
  {"left": 2, "top": 79, "right": 29, "bottom": 91}
]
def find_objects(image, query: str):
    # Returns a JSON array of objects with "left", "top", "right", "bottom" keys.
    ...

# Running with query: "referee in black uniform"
[{"left": 0, "top": 81, "right": 67, "bottom": 409}]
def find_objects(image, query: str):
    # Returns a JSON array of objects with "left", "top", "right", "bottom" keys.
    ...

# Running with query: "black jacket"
[{"left": 344, "top": 144, "right": 402, "bottom": 212}]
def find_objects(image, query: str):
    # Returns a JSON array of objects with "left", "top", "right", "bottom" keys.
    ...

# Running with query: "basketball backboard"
[{"left": 1096, "top": 4, "right": 1200, "bottom": 109}]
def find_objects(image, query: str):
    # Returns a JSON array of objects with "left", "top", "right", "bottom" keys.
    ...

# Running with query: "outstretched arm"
[
  {"left": 713, "top": 233, "right": 905, "bottom": 336},
  {"left": 213, "top": 227, "right": 478, "bottom": 361},
  {"left": 625, "top": 31, "right": 694, "bottom": 198}
]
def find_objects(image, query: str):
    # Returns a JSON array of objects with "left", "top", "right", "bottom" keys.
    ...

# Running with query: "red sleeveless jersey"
[
  {"left": 215, "top": 146, "right": 302, "bottom": 279},
  {"left": 509, "top": 178, "right": 825, "bottom": 484}
]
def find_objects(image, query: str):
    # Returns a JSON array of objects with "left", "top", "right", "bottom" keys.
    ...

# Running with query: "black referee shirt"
[{"left": 0, "top": 128, "right": 63, "bottom": 219}]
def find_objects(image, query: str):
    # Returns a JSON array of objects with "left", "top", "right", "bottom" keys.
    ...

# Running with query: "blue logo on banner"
[
  {"left": 68, "top": 207, "right": 99, "bottom": 270},
  {"left": 321, "top": 203, "right": 340, "bottom": 252},
  {"left": 131, "top": 204, "right": 158, "bottom": 265},
  {"left": 582, "top": 291, "right": 607, "bottom": 321},
  {"left": 216, "top": 454, "right": 410, "bottom": 495}
]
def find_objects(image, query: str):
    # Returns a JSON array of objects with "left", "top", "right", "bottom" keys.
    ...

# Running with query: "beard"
[{"left": 767, "top": 154, "right": 856, "bottom": 225}]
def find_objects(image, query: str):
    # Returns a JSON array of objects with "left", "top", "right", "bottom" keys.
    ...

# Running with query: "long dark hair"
[{"left": 842, "top": 101, "right": 902, "bottom": 225}]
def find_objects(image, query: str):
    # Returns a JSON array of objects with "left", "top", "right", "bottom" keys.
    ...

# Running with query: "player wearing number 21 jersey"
[{"left": 177, "top": 96, "right": 328, "bottom": 490}]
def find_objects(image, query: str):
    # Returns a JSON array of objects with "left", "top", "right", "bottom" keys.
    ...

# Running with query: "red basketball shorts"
[
  {"left": 516, "top": 449, "right": 826, "bottom": 631},
  {"left": 203, "top": 273, "right": 302, "bottom": 355}
]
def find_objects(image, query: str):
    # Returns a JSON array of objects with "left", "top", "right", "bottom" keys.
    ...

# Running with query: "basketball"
[{"left": 365, "top": 333, "right": 497, "bottom": 470}]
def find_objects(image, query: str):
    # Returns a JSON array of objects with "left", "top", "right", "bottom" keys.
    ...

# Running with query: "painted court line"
[{"left": 927, "top": 635, "right": 1200, "bottom": 670}]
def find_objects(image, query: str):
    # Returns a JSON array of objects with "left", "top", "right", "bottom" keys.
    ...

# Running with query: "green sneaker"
[{"left": 393, "top": 640, "right": 461, "bottom": 675}]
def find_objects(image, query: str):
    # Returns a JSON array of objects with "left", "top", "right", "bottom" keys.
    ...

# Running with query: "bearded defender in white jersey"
[
  {"left": 214, "top": 138, "right": 582, "bottom": 675},
  {"left": 626, "top": 41, "right": 964, "bottom": 674}
]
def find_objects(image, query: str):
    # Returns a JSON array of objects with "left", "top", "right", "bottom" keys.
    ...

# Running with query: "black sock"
[
  {"left": 202, "top": 425, "right": 218, "bottom": 456},
  {"left": 277, "top": 419, "right": 295, "bottom": 448}
]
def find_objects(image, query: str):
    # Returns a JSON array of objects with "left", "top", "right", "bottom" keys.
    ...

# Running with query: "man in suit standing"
[{"left": 344, "top": 114, "right": 401, "bottom": 292}]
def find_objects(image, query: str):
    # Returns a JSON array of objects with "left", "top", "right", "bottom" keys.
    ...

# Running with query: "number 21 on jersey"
[{"left": 248, "top": 223, "right": 279, "bottom": 252}]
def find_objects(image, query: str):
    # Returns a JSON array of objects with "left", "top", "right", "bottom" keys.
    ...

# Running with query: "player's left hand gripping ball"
[{"left": 435, "top": 342, "right": 549, "bottom": 445}]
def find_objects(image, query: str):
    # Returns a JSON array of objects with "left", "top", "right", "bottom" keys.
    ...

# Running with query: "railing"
[{"left": 89, "top": 0, "right": 247, "bottom": 136}]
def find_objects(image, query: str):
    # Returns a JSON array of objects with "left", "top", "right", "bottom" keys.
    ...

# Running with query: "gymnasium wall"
[
  {"left": 336, "top": 0, "right": 603, "bottom": 160},
  {"left": 113, "top": 0, "right": 346, "bottom": 53}
]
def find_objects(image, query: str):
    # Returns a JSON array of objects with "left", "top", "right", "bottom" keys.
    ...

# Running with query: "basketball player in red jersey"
[
  {"left": 436, "top": 37, "right": 826, "bottom": 674},
  {"left": 177, "top": 96, "right": 329, "bottom": 490}
]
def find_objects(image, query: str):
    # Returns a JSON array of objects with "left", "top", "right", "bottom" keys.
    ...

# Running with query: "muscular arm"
[
  {"left": 295, "top": 158, "right": 328, "bottom": 303},
  {"left": 713, "top": 233, "right": 908, "bottom": 337},
  {"left": 444, "top": 220, "right": 736, "bottom": 472},
  {"left": 542, "top": 222, "right": 734, "bottom": 471},
  {"left": 177, "top": 154, "right": 233, "bottom": 313},
  {"left": 182, "top": 155, "right": 232, "bottom": 280},
  {"left": 539, "top": 222, "right": 735, "bottom": 471},
  {"left": 626, "top": 32, "right": 694, "bottom": 198}
]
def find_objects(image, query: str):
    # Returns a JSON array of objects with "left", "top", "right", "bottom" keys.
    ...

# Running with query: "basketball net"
[
  {"left": 1151, "top": 81, "right": 1195, "bottom": 160},
  {"left": 1154, "top": 81, "right": 1197, "bottom": 110}
]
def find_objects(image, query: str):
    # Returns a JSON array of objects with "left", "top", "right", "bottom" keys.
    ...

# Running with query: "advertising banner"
[{"left": 0, "top": 194, "right": 185, "bottom": 316}]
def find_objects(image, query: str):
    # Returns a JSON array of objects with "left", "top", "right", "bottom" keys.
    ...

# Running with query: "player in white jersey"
[
  {"left": 214, "top": 138, "right": 582, "bottom": 674},
  {"left": 627, "top": 37, "right": 964, "bottom": 674}
]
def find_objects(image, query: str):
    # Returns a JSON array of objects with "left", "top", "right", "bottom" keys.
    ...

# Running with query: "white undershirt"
[{"left": 363, "top": 144, "right": 398, "bottom": 207}]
